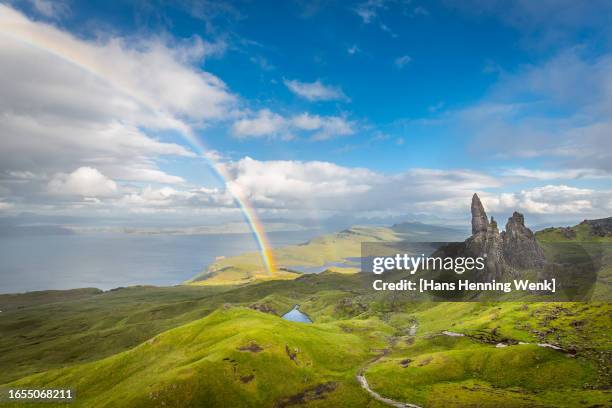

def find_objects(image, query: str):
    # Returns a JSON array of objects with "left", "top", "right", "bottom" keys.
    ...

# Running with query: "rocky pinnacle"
[
  {"left": 471, "top": 193, "right": 489, "bottom": 235},
  {"left": 464, "top": 194, "right": 545, "bottom": 280}
]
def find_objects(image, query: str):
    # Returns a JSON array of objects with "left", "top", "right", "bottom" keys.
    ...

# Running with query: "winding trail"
[
  {"left": 357, "top": 324, "right": 423, "bottom": 408},
  {"left": 356, "top": 323, "right": 573, "bottom": 408},
  {"left": 357, "top": 371, "right": 422, "bottom": 408}
]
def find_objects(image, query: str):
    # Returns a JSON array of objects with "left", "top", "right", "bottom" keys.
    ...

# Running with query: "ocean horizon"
[{"left": 0, "top": 229, "right": 321, "bottom": 294}]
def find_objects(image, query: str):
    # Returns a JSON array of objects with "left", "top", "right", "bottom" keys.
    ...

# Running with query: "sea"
[{"left": 0, "top": 230, "right": 322, "bottom": 294}]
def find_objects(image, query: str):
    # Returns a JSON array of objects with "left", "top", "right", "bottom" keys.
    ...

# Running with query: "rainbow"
[{"left": 0, "top": 5, "right": 276, "bottom": 275}]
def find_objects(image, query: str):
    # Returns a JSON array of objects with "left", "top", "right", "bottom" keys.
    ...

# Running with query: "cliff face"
[{"left": 465, "top": 194, "right": 545, "bottom": 279}]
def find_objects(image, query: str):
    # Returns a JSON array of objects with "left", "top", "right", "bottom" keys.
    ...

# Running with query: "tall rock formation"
[
  {"left": 464, "top": 194, "right": 545, "bottom": 280},
  {"left": 501, "top": 212, "right": 545, "bottom": 269},
  {"left": 471, "top": 193, "right": 489, "bottom": 234},
  {"left": 465, "top": 195, "right": 504, "bottom": 280}
]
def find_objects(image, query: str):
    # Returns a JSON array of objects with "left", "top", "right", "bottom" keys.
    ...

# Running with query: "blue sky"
[{"left": 0, "top": 0, "right": 611, "bottom": 227}]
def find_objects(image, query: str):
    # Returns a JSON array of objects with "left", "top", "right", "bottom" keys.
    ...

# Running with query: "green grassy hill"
[
  {"left": 1, "top": 273, "right": 610, "bottom": 407},
  {"left": 1, "top": 219, "right": 610, "bottom": 407},
  {"left": 536, "top": 218, "right": 612, "bottom": 301},
  {"left": 3, "top": 307, "right": 392, "bottom": 408},
  {"left": 536, "top": 217, "right": 612, "bottom": 242}
]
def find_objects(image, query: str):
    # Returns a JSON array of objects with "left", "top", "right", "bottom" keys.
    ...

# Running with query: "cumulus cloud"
[
  {"left": 291, "top": 113, "right": 355, "bottom": 140},
  {"left": 218, "top": 158, "right": 499, "bottom": 213},
  {"left": 231, "top": 110, "right": 355, "bottom": 140},
  {"left": 214, "top": 158, "right": 611, "bottom": 224},
  {"left": 116, "top": 185, "right": 235, "bottom": 214},
  {"left": 284, "top": 79, "right": 348, "bottom": 101},
  {"left": 483, "top": 185, "right": 610, "bottom": 216},
  {"left": 48, "top": 167, "right": 118, "bottom": 197},
  {"left": 231, "top": 109, "right": 286, "bottom": 138},
  {"left": 7, "top": 154, "right": 610, "bottom": 224},
  {"left": 0, "top": 4, "right": 235, "bottom": 209}
]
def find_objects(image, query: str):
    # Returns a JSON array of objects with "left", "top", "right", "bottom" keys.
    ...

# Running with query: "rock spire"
[{"left": 471, "top": 193, "right": 489, "bottom": 235}]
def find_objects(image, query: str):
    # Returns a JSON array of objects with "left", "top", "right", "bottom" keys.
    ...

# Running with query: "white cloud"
[
  {"left": 291, "top": 113, "right": 355, "bottom": 140},
  {"left": 223, "top": 157, "right": 379, "bottom": 208},
  {"left": 117, "top": 185, "right": 234, "bottom": 214},
  {"left": 0, "top": 6, "right": 236, "bottom": 124},
  {"left": 291, "top": 113, "right": 323, "bottom": 130},
  {"left": 48, "top": 167, "right": 118, "bottom": 197},
  {"left": 0, "top": 201, "right": 13, "bottom": 210},
  {"left": 483, "top": 185, "right": 608, "bottom": 215},
  {"left": 0, "top": 4, "right": 237, "bottom": 209},
  {"left": 214, "top": 158, "right": 612, "bottom": 223},
  {"left": 284, "top": 79, "right": 348, "bottom": 101},
  {"left": 394, "top": 55, "right": 412, "bottom": 69},
  {"left": 231, "top": 111, "right": 355, "bottom": 140},
  {"left": 231, "top": 109, "right": 287, "bottom": 138},
  {"left": 218, "top": 158, "right": 500, "bottom": 213}
]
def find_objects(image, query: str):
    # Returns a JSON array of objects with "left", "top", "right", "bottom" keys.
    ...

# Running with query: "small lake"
[{"left": 281, "top": 305, "right": 312, "bottom": 323}]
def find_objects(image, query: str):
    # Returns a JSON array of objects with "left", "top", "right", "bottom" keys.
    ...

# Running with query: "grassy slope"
[
  {"left": 364, "top": 300, "right": 611, "bottom": 408},
  {"left": 2, "top": 277, "right": 609, "bottom": 407},
  {"left": 4, "top": 307, "right": 392, "bottom": 408},
  {"left": 0, "top": 286, "right": 234, "bottom": 384},
  {"left": 358, "top": 221, "right": 612, "bottom": 407},
  {"left": 188, "top": 226, "right": 407, "bottom": 286},
  {"left": 0, "top": 273, "right": 375, "bottom": 384},
  {"left": 537, "top": 222, "right": 612, "bottom": 301},
  {"left": 536, "top": 221, "right": 611, "bottom": 242}
]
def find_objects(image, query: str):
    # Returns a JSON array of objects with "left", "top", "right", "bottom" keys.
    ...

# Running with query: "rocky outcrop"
[
  {"left": 581, "top": 217, "right": 612, "bottom": 237},
  {"left": 465, "top": 195, "right": 504, "bottom": 280},
  {"left": 502, "top": 212, "right": 545, "bottom": 269},
  {"left": 471, "top": 193, "right": 489, "bottom": 234},
  {"left": 463, "top": 194, "right": 544, "bottom": 280}
]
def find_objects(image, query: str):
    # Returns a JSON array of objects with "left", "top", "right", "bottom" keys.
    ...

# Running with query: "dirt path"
[
  {"left": 357, "top": 323, "right": 573, "bottom": 408},
  {"left": 356, "top": 372, "right": 423, "bottom": 408},
  {"left": 357, "top": 323, "right": 423, "bottom": 408}
]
